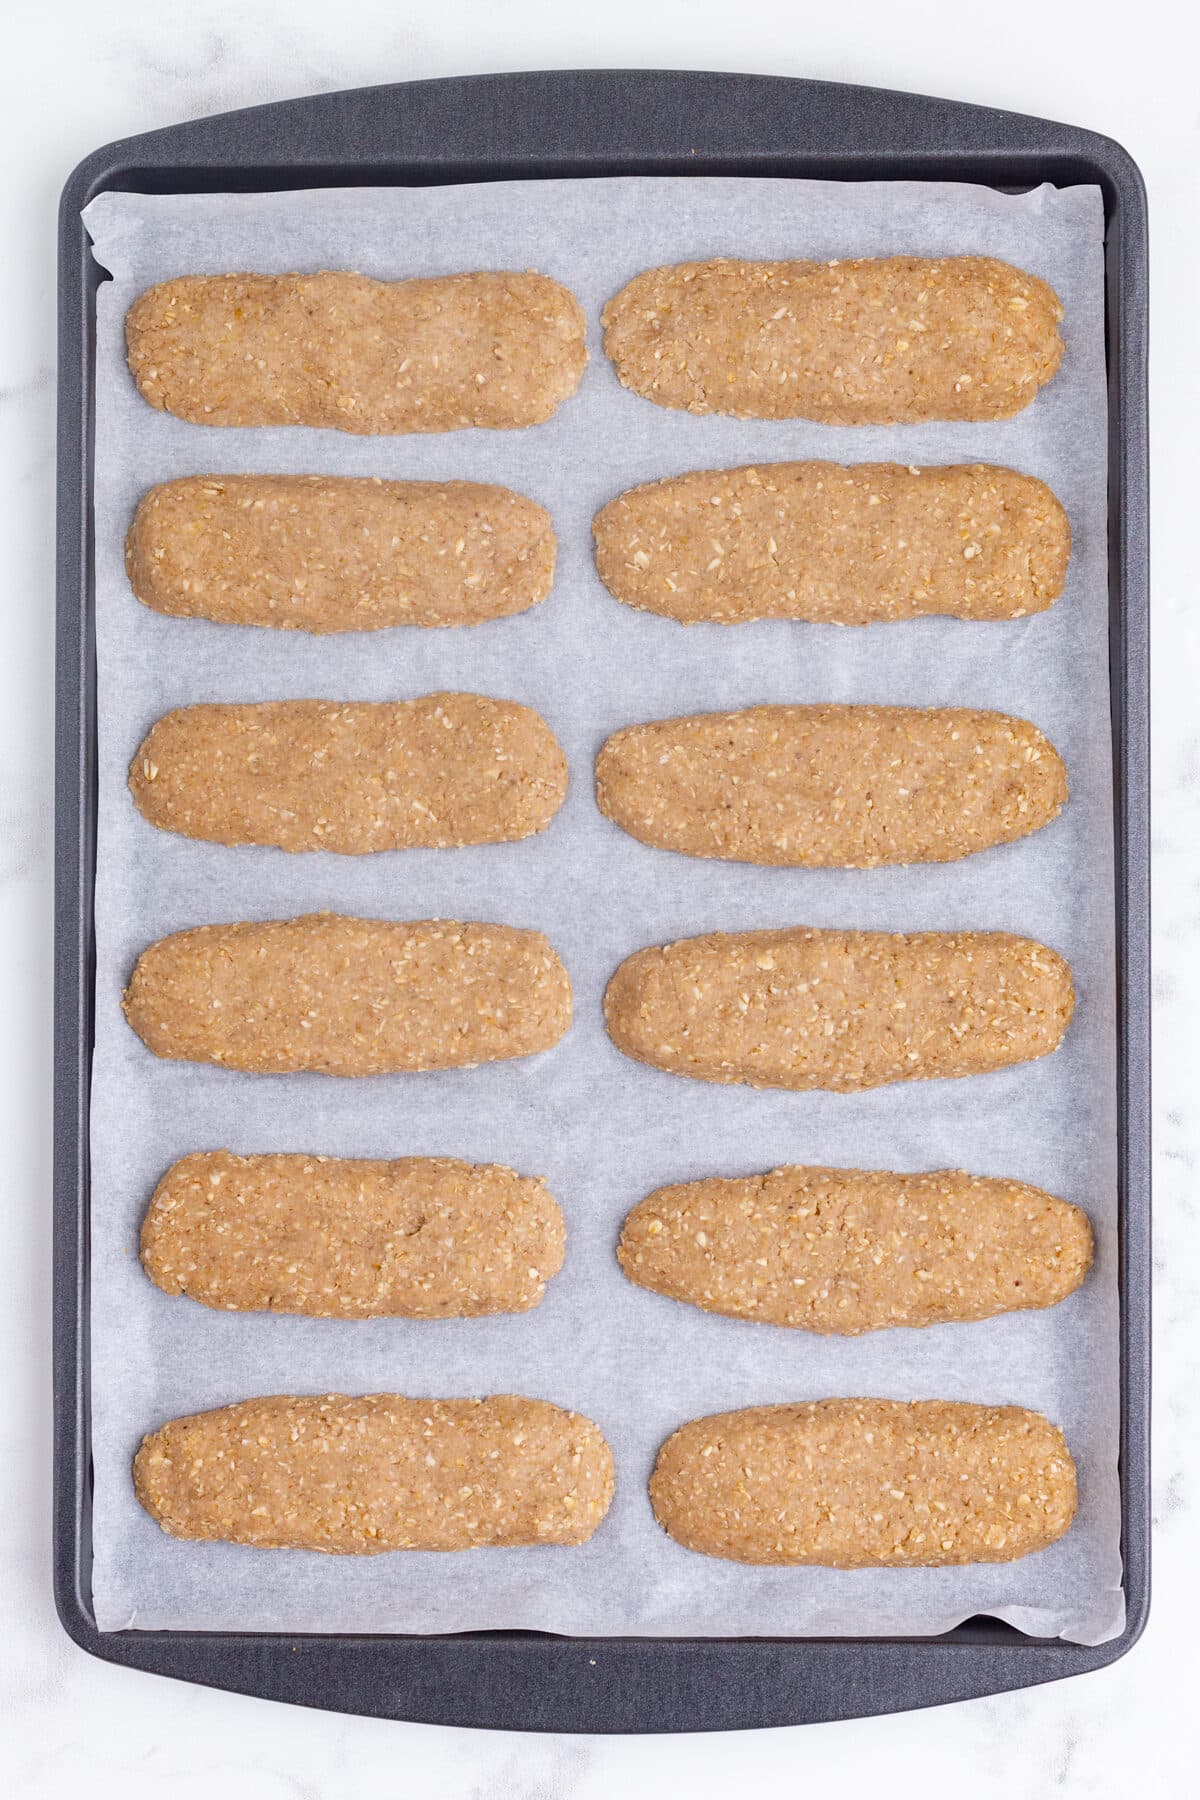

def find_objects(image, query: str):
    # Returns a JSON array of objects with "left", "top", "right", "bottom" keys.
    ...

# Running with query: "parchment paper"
[{"left": 82, "top": 176, "right": 1121, "bottom": 1644}]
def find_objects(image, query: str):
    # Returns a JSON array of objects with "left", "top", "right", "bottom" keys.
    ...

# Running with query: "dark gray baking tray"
[{"left": 54, "top": 68, "right": 1150, "bottom": 1733}]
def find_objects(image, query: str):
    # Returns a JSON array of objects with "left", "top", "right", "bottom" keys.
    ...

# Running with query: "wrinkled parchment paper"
[{"left": 83, "top": 177, "right": 1121, "bottom": 1643}]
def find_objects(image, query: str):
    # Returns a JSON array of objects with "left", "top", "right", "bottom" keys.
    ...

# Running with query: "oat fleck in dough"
[
  {"left": 596, "top": 705, "right": 1066, "bottom": 867},
  {"left": 142, "top": 1152, "right": 566, "bottom": 1318},
  {"left": 619, "top": 1166, "right": 1093, "bottom": 1333},
  {"left": 604, "top": 928, "right": 1073, "bottom": 1092},
  {"left": 135, "top": 1394, "right": 614, "bottom": 1552},
  {"left": 131, "top": 695, "right": 568, "bottom": 854},
  {"left": 124, "top": 914, "right": 572, "bottom": 1076},
  {"left": 602, "top": 258, "right": 1063, "bottom": 424},
  {"left": 592, "top": 462, "right": 1070, "bottom": 625},
  {"left": 126, "top": 476, "right": 556, "bottom": 633},
  {"left": 126, "top": 272, "right": 588, "bottom": 433},
  {"left": 649, "top": 1399, "right": 1077, "bottom": 1566}
]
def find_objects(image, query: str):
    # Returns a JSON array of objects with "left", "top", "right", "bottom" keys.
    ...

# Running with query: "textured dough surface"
[
  {"left": 619, "top": 1166, "right": 1093, "bottom": 1333},
  {"left": 593, "top": 462, "right": 1070, "bottom": 625},
  {"left": 131, "top": 695, "right": 568, "bottom": 853},
  {"left": 135, "top": 1394, "right": 614, "bottom": 1552},
  {"left": 649, "top": 1399, "right": 1077, "bottom": 1566},
  {"left": 124, "top": 914, "right": 572, "bottom": 1076},
  {"left": 126, "top": 271, "right": 587, "bottom": 433},
  {"left": 142, "top": 1151, "right": 566, "bottom": 1318},
  {"left": 604, "top": 928, "right": 1074, "bottom": 1092},
  {"left": 126, "top": 475, "right": 556, "bottom": 632},
  {"left": 602, "top": 257, "right": 1063, "bottom": 423},
  {"left": 596, "top": 705, "right": 1066, "bottom": 867}
]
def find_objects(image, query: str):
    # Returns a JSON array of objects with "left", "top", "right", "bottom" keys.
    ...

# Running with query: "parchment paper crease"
[{"left": 83, "top": 176, "right": 1121, "bottom": 1643}]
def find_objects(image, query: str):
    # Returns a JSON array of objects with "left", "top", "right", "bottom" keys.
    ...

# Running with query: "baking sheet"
[{"left": 82, "top": 176, "right": 1121, "bottom": 1645}]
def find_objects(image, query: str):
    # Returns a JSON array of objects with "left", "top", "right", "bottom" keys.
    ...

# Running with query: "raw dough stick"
[
  {"left": 618, "top": 1166, "right": 1093, "bottom": 1333},
  {"left": 124, "top": 914, "right": 572, "bottom": 1076},
  {"left": 604, "top": 928, "right": 1074, "bottom": 1092},
  {"left": 125, "top": 476, "right": 557, "bottom": 633},
  {"left": 649, "top": 1399, "right": 1076, "bottom": 1566},
  {"left": 125, "top": 271, "right": 588, "bottom": 433},
  {"left": 592, "top": 462, "right": 1070, "bottom": 625},
  {"left": 131, "top": 695, "right": 569, "bottom": 853},
  {"left": 596, "top": 705, "right": 1066, "bottom": 867},
  {"left": 602, "top": 257, "right": 1063, "bottom": 424},
  {"left": 135, "top": 1394, "right": 614, "bottom": 1552},
  {"left": 142, "top": 1152, "right": 567, "bottom": 1318}
]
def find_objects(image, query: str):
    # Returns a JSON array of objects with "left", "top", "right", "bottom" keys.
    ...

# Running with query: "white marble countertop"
[{"left": 2, "top": 0, "right": 1195, "bottom": 1793}]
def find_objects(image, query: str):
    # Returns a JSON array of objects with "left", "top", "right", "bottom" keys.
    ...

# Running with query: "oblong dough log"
[
  {"left": 649, "top": 1399, "right": 1077, "bottom": 1566},
  {"left": 602, "top": 258, "right": 1063, "bottom": 423},
  {"left": 126, "top": 271, "right": 587, "bottom": 432},
  {"left": 131, "top": 695, "right": 568, "bottom": 853},
  {"left": 619, "top": 1166, "right": 1093, "bottom": 1333},
  {"left": 125, "top": 476, "right": 556, "bottom": 632},
  {"left": 135, "top": 1394, "right": 614, "bottom": 1552},
  {"left": 142, "top": 1151, "right": 566, "bottom": 1318},
  {"left": 124, "top": 914, "right": 572, "bottom": 1076},
  {"left": 596, "top": 705, "right": 1066, "bottom": 867},
  {"left": 592, "top": 462, "right": 1070, "bottom": 624},
  {"left": 604, "top": 928, "right": 1074, "bottom": 1092}
]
